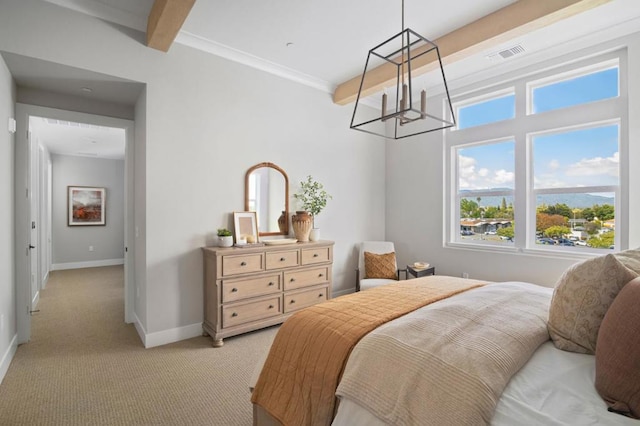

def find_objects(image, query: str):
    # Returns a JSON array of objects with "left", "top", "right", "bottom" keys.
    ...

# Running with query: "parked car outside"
[{"left": 575, "top": 240, "right": 587, "bottom": 246}]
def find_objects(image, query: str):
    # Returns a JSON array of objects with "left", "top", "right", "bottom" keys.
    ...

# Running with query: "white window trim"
[{"left": 444, "top": 48, "right": 628, "bottom": 258}]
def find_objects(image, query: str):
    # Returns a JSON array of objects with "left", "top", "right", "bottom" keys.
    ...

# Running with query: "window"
[
  {"left": 456, "top": 90, "right": 515, "bottom": 130},
  {"left": 447, "top": 51, "right": 625, "bottom": 253},
  {"left": 456, "top": 140, "right": 515, "bottom": 245}
]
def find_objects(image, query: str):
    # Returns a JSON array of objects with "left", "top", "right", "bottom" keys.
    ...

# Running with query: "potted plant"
[
  {"left": 217, "top": 228, "right": 233, "bottom": 247},
  {"left": 293, "top": 175, "right": 332, "bottom": 242}
]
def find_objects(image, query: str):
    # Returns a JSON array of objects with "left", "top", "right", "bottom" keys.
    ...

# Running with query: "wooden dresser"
[{"left": 201, "top": 240, "right": 334, "bottom": 347}]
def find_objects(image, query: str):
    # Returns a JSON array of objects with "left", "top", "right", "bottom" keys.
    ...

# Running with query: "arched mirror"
[{"left": 245, "top": 162, "right": 289, "bottom": 236}]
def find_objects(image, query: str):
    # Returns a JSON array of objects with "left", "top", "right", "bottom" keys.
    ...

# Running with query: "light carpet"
[{"left": 0, "top": 266, "right": 278, "bottom": 425}]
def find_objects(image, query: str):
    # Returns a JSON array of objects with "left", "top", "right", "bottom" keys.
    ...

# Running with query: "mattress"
[{"left": 333, "top": 341, "right": 638, "bottom": 425}]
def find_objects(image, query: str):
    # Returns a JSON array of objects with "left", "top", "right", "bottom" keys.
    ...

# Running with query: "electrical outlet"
[
  {"left": 89, "top": 246, "right": 94, "bottom": 252},
  {"left": 0, "top": 314, "right": 5, "bottom": 331},
  {"left": 462, "top": 272, "right": 469, "bottom": 279}
]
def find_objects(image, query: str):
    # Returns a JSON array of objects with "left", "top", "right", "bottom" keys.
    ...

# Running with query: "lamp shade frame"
[{"left": 350, "top": 28, "right": 456, "bottom": 140}]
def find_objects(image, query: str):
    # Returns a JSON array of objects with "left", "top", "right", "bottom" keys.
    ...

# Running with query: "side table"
[{"left": 406, "top": 265, "right": 435, "bottom": 279}]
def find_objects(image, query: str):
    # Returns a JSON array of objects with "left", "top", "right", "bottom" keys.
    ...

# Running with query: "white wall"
[
  {"left": 0, "top": 0, "right": 385, "bottom": 345},
  {"left": 0, "top": 54, "right": 17, "bottom": 381},
  {"left": 387, "top": 32, "right": 640, "bottom": 287},
  {"left": 50, "top": 154, "right": 124, "bottom": 268}
]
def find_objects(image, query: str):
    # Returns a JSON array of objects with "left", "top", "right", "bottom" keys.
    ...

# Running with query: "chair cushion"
[
  {"left": 595, "top": 277, "right": 640, "bottom": 419},
  {"left": 364, "top": 251, "right": 397, "bottom": 280},
  {"left": 548, "top": 253, "right": 638, "bottom": 354}
]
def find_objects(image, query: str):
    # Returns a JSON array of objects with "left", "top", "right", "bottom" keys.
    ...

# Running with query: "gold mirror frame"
[{"left": 245, "top": 162, "right": 289, "bottom": 236}]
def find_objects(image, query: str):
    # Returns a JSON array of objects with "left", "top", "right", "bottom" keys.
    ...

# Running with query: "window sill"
[{"left": 445, "top": 241, "right": 605, "bottom": 261}]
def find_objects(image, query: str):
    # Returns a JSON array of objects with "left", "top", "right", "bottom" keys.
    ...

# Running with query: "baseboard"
[
  {"left": 32, "top": 290, "right": 39, "bottom": 309},
  {"left": 144, "top": 322, "right": 203, "bottom": 349},
  {"left": 0, "top": 334, "right": 18, "bottom": 385},
  {"left": 41, "top": 270, "right": 49, "bottom": 290},
  {"left": 51, "top": 258, "right": 124, "bottom": 271},
  {"left": 133, "top": 312, "right": 147, "bottom": 347}
]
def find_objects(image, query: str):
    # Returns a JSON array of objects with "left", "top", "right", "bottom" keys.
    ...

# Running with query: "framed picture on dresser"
[{"left": 234, "top": 211, "right": 258, "bottom": 244}]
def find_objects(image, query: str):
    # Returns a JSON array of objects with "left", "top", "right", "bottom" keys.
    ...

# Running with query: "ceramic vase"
[
  {"left": 292, "top": 211, "right": 313, "bottom": 242},
  {"left": 278, "top": 211, "right": 287, "bottom": 234}
]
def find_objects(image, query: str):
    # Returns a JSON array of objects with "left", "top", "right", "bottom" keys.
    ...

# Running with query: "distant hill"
[{"left": 460, "top": 190, "right": 614, "bottom": 209}]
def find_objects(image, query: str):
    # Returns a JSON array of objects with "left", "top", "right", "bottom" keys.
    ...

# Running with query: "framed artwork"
[
  {"left": 68, "top": 186, "right": 106, "bottom": 226},
  {"left": 233, "top": 211, "right": 259, "bottom": 244}
]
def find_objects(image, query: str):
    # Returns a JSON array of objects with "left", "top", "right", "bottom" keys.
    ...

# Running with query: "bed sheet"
[{"left": 333, "top": 341, "right": 638, "bottom": 425}]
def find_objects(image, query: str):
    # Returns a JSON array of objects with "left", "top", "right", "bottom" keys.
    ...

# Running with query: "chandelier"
[{"left": 350, "top": 0, "right": 456, "bottom": 139}]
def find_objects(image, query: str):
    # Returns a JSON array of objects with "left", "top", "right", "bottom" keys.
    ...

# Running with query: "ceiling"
[{"left": 6, "top": 0, "right": 640, "bottom": 158}]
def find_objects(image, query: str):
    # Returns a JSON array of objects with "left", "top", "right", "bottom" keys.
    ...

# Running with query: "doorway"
[{"left": 15, "top": 104, "right": 135, "bottom": 344}]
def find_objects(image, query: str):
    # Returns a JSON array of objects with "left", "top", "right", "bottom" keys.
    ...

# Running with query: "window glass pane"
[
  {"left": 535, "top": 193, "right": 615, "bottom": 249},
  {"left": 458, "top": 141, "right": 515, "bottom": 190},
  {"left": 533, "top": 124, "right": 619, "bottom": 189},
  {"left": 457, "top": 140, "right": 515, "bottom": 244},
  {"left": 532, "top": 67, "right": 618, "bottom": 114},
  {"left": 457, "top": 94, "right": 515, "bottom": 130},
  {"left": 459, "top": 196, "right": 514, "bottom": 244}
]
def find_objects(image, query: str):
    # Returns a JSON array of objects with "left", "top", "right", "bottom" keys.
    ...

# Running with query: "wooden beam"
[
  {"left": 147, "top": 0, "right": 196, "bottom": 52},
  {"left": 333, "top": 0, "right": 612, "bottom": 105}
]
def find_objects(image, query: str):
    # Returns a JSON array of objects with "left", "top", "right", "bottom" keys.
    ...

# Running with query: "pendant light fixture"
[{"left": 350, "top": 0, "right": 456, "bottom": 139}]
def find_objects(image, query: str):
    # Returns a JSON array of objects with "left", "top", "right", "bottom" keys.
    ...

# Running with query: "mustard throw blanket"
[{"left": 251, "top": 276, "right": 485, "bottom": 426}]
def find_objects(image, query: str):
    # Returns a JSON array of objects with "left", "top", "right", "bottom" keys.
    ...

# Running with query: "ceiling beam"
[
  {"left": 147, "top": 0, "right": 196, "bottom": 52},
  {"left": 333, "top": 0, "right": 612, "bottom": 105}
]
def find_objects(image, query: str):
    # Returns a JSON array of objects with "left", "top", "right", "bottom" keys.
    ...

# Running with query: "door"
[
  {"left": 29, "top": 130, "right": 39, "bottom": 310},
  {"left": 15, "top": 105, "right": 32, "bottom": 343}
]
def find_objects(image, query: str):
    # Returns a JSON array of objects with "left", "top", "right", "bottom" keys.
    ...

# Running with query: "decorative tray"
[{"left": 263, "top": 238, "right": 298, "bottom": 246}]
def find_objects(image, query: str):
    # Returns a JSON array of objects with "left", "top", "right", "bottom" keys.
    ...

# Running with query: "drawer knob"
[
  {"left": 268, "top": 305, "right": 274, "bottom": 309},
  {"left": 231, "top": 288, "right": 238, "bottom": 292},
  {"left": 318, "top": 273, "right": 323, "bottom": 277},
  {"left": 240, "top": 261, "right": 247, "bottom": 266},
  {"left": 313, "top": 253, "right": 319, "bottom": 258},
  {"left": 290, "top": 300, "right": 295, "bottom": 304},
  {"left": 280, "top": 257, "right": 286, "bottom": 261},
  {"left": 268, "top": 282, "right": 274, "bottom": 286},
  {"left": 231, "top": 312, "right": 238, "bottom": 317},
  {"left": 290, "top": 278, "right": 295, "bottom": 282},
  {"left": 318, "top": 293, "right": 323, "bottom": 298}
]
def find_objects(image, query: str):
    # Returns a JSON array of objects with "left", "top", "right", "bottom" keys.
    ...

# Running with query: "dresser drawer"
[
  {"left": 284, "top": 267, "right": 329, "bottom": 291},
  {"left": 222, "top": 253, "right": 264, "bottom": 276},
  {"left": 221, "top": 274, "right": 281, "bottom": 303},
  {"left": 222, "top": 296, "right": 282, "bottom": 328},
  {"left": 301, "top": 247, "right": 331, "bottom": 265},
  {"left": 266, "top": 250, "right": 299, "bottom": 270},
  {"left": 284, "top": 286, "right": 328, "bottom": 313}
]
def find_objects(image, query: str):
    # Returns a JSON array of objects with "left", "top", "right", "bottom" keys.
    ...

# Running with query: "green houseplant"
[
  {"left": 293, "top": 176, "right": 332, "bottom": 242},
  {"left": 217, "top": 228, "right": 233, "bottom": 247}
]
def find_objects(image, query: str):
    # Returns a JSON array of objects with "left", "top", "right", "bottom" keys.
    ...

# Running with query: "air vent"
[{"left": 486, "top": 44, "right": 525, "bottom": 61}]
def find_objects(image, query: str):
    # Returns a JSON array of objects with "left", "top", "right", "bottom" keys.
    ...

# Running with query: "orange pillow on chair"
[{"left": 364, "top": 251, "right": 397, "bottom": 280}]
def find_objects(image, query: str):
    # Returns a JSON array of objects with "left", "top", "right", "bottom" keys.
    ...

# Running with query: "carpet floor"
[{"left": 0, "top": 266, "right": 278, "bottom": 425}]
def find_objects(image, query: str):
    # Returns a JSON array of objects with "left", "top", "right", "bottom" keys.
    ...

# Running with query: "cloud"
[
  {"left": 548, "top": 160, "right": 560, "bottom": 171},
  {"left": 458, "top": 155, "right": 514, "bottom": 189},
  {"left": 566, "top": 152, "right": 619, "bottom": 177}
]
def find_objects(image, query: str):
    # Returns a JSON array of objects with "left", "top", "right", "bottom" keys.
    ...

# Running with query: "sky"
[{"left": 457, "top": 66, "right": 619, "bottom": 191}]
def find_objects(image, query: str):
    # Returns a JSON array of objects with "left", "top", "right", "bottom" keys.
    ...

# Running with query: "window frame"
[{"left": 445, "top": 49, "right": 628, "bottom": 257}]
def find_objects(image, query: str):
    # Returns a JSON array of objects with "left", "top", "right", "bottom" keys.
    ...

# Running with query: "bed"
[{"left": 250, "top": 254, "right": 640, "bottom": 426}]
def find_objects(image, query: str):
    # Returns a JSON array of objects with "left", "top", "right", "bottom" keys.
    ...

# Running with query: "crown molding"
[
  {"left": 175, "top": 31, "right": 336, "bottom": 95},
  {"left": 41, "top": 0, "right": 147, "bottom": 32}
]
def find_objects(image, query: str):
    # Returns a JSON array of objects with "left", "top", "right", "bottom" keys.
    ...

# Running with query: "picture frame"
[
  {"left": 68, "top": 186, "right": 106, "bottom": 226},
  {"left": 233, "top": 211, "right": 259, "bottom": 244}
]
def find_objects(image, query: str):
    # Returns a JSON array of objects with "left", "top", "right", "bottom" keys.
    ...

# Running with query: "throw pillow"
[
  {"left": 614, "top": 248, "right": 640, "bottom": 275},
  {"left": 364, "top": 251, "right": 397, "bottom": 280},
  {"left": 548, "top": 253, "right": 638, "bottom": 354},
  {"left": 595, "top": 277, "right": 640, "bottom": 419}
]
